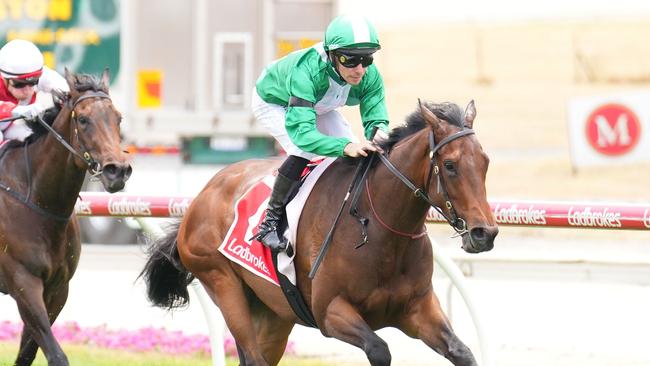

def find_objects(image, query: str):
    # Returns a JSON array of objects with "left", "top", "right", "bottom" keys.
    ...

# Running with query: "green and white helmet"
[{"left": 324, "top": 15, "right": 380, "bottom": 55}]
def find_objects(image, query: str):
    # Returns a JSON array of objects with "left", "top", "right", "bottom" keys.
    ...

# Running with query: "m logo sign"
[{"left": 585, "top": 103, "right": 641, "bottom": 156}]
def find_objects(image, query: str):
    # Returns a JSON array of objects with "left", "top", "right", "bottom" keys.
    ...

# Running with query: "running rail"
[{"left": 76, "top": 193, "right": 650, "bottom": 230}]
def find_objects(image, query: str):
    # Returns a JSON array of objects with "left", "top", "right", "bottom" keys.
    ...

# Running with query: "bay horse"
[
  {"left": 0, "top": 69, "right": 131, "bottom": 366},
  {"left": 141, "top": 101, "right": 497, "bottom": 365}
]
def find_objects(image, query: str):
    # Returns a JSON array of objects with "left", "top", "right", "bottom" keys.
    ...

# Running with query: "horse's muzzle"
[
  {"left": 461, "top": 225, "right": 498, "bottom": 253},
  {"left": 100, "top": 162, "right": 133, "bottom": 193}
]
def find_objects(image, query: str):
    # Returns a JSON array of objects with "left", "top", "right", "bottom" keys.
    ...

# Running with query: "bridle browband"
[
  {"left": 36, "top": 90, "right": 111, "bottom": 176},
  {"left": 376, "top": 128, "right": 475, "bottom": 236}
]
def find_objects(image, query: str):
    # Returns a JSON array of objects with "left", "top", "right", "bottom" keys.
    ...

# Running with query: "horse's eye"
[
  {"left": 77, "top": 116, "right": 90, "bottom": 126},
  {"left": 443, "top": 160, "right": 456, "bottom": 174}
]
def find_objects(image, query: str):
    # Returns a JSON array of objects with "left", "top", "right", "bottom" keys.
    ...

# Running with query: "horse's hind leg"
[
  {"left": 196, "top": 269, "right": 269, "bottom": 365},
  {"left": 321, "top": 296, "right": 391, "bottom": 366},
  {"left": 252, "top": 302, "right": 295, "bottom": 365},
  {"left": 398, "top": 290, "right": 477, "bottom": 366}
]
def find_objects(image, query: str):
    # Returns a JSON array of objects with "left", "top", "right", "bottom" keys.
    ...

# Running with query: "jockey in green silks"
[{"left": 251, "top": 15, "right": 389, "bottom": 252}]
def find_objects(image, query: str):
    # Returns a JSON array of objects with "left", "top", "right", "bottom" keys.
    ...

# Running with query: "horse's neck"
[
  {"left": 370, "top": 131, "right": 431, "bottom": 235},
  {"left": 30, "top": 110, "right": 86, "bottom": 217}
]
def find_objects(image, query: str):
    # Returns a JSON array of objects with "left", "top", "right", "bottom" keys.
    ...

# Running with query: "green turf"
[{"left": 0, "top": 341, "right": 333, "bottom": 366}]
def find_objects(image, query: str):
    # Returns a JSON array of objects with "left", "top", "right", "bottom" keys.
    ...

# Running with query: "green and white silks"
[{"left": 254, "top": 42, "right": 389, "bottom": 157}]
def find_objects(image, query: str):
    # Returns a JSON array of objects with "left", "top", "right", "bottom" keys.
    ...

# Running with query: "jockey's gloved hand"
[
  {"left": 11, "top": 103, "right": 46, "bottom": 120},
  {"left": 373, "top": 129, "right": 389, "bottom": 144},
  {"left": 0, "top": 101, "right": 17, "bottom": 121}
]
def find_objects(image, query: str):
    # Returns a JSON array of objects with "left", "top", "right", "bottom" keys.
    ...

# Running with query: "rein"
[{"left": 376, "top": 128, "right": 475, "bottom": 236}]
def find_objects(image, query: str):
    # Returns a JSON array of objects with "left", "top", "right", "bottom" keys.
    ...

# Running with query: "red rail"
[{"left": 76, "top": 193, "right": 650, "bottom": 230}]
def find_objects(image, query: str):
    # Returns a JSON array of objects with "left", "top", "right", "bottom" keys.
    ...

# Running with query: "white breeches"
[{"left": 251, "top": 89, "right": 358, "bottom": 159}]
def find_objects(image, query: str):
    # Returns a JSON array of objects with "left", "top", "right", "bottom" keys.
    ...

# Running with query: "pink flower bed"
[
  {"left": 0, "top": 320, "right": 295, "bottom": 357},
  {"left": 0, "top": 320, "right": 217, "bottom": 356}
]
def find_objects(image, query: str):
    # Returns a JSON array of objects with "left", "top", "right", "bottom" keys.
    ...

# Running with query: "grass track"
[{"left": 0, "top": 342, "right": 331, "bottom": 366}]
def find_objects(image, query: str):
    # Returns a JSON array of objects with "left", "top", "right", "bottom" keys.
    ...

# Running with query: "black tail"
[{"left": 138, "top": 221, "right": 194, "bottom": 310}]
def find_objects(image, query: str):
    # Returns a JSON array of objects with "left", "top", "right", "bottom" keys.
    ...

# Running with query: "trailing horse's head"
[
  {"left": 64, "top": 68, "right": 132, "bottom": 193},
  {"left": 419, "top": 100, "right": 498, "bottom": 253}
]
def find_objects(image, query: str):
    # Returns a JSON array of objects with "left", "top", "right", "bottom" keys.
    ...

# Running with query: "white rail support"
[
  {"left": 431, "top": 238, "right": 494, "bottom": 366},
  {"left": 134, "top": 217, "right": 226, "bottom": 366},
  {"left": 191, "top": 280, "right": 227, "bottom": 366}
]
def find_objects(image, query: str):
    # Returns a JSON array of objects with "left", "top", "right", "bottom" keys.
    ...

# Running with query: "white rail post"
[
  {"left": 135, "top": 217, "right": 226, "bottom": 366},
  {"left": 430, "top": 238, "right": 494, "bottom": 366}
]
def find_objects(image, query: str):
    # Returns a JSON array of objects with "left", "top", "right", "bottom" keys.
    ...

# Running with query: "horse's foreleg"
[
  {"left": 399, "top": 290, "right": 477, "bottom": 366},
  {"left": 10, "top": 272, "right": 68, "bottom": 366},
  {"left": 15, "top": 330, "right": 38, "bottom": 366},
  {"left": 14, "top": 286, "right": 67, "bottom": 366},
  {"left": 321, "top": 296, "right": 391, "bottom": 366},
  {"left": 196, "top": 269, "right": 269, "bottom": 366}
]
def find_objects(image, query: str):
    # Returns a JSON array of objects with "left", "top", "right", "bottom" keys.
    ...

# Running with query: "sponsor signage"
[
  {"left": 0, "top": 0, "right": 121, "bottom": 84},
  {"left": 74, "top": 194, "right": 650, "bottom": 231},
  {"left": 568, "top": 93, "right": 650, "bottom": 167},
  {"left": 425, "top": 201, "right": 650, "bottom": 230}
]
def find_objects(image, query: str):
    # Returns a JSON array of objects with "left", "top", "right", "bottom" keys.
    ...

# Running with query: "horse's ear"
[
  {"left": 464, "top": 100, "right": 476, "bottom": 128},
  {"left": 64, "top": 67, "right": 75, "bottom": 88},
  {"left": 101, "top": 67, "right": 111, "bottom": 90},
  {"left": 418, "top": 99, "right": 442, "bottom": 129}
]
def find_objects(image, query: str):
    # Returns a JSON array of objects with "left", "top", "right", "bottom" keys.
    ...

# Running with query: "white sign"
[{"left": 568, "top": 93, "right": 650, "bottom": 167}]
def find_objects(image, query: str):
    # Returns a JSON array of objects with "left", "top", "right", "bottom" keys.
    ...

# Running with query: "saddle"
[{"left": 218, "top": 158, "right": 336, "bottom": 328}]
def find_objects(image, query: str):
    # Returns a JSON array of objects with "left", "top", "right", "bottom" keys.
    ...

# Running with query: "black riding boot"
[{"left": 252, "top": 173, "right": 298, "bottom": 251}]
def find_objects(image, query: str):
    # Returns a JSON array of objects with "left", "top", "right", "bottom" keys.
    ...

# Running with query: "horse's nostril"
[
  {"left": 103, "top": 163, "right": 131, "bottom": 180},
  {"left": 125, "top": 165, "right": 133, "bottom": 180},
  {"left": 104, "top": 164, "right": 118, "bottom": 177},
  {"left": 470, "top": 227, "right": 487, "bottom": 242}
]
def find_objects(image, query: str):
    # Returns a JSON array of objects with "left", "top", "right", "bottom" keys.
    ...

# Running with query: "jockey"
[
  {"left": 0, "top": 39, "right": 69, "bottom": 141},
  {"left": 251, "top": 15, "right": 389, "bottom": 252}
]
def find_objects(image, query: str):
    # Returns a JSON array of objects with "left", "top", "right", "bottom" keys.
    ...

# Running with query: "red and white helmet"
[{"left": 0, "top": 39, "right": 44, "bottom": 80}]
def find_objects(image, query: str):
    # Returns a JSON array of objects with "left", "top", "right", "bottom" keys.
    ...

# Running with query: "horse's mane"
[
  {"left": 70, "top": 73, "right": 108, "bottom": 93},
  {"left": 4, "top": 72, "right": 107, "bottom": 148},
  {"left": 377, "top": 102, "right": 466, "bottom": 152}
]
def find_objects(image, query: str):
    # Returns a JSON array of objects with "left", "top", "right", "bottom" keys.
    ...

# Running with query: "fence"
[
  {"left": 74, "top": 193, "right": 650, "bottom": 366},
  {"left": 75, "top": 193, "right": 650, "bottom": 230}
]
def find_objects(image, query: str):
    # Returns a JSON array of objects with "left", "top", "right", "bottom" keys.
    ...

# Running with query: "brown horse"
[
  {"left": 141, "top": 101, "right": 497, "bottom": 366},
  {"left": 0, "top": 69, "right": 131, "bottom": 366}
]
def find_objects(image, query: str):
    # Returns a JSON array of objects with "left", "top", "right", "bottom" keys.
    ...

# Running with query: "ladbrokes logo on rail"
[
  {"left": 168, "top": 198, "right": 190, "bottom": 217},
  {"left": 643, "top": 209, "right": 650, "bottom": 229},
  {"left": 493, "top": 204, "right": 546, "bottom": 225},
  {"left": 567, "top": 206, "right": 621, "bottom": 228},
  {"left": 75, "top": 200, "right": 92, "bottom": 215},
  {"left": 108, "top": 197, "right": 152, "bottom": 216}
]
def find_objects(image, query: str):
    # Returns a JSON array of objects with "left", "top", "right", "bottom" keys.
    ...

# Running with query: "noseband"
[
  {"left": 36, "top": 90, "right": 112, "bottom": 176},
  {"left": 377, "top": 128, "right": 475, "bottom": 236}
]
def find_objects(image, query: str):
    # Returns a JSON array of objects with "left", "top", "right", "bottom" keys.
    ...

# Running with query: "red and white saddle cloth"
[{"left": 218, "top": 157, "right": 335, "bottom": 286}]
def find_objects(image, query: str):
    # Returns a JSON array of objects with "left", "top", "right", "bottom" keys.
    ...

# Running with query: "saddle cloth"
[{"left": 218, "top": 157, "right": 335, "bottom": 286}]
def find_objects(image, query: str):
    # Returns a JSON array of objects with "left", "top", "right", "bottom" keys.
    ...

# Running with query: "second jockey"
[{"left": 0, "top": 39, "right": 69, "bottom": 141}]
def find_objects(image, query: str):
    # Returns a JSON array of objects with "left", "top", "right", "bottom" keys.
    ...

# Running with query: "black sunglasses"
[
  {"left": 9, "top": 78, "right": 39, "bottom": 89},
  {"left": 335, "top": 52, "right": 374, "bottom": 68}
]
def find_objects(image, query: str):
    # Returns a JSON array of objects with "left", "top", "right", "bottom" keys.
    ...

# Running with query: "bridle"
[
  {"left": 375, "top": 127, "right": 475, "bottom": 236},
  {"left": 36, "top": 90, "right": 112, "bottom": 177},
  {"left": 0, "top": 90, "right": 113, "bottom": 221}
]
